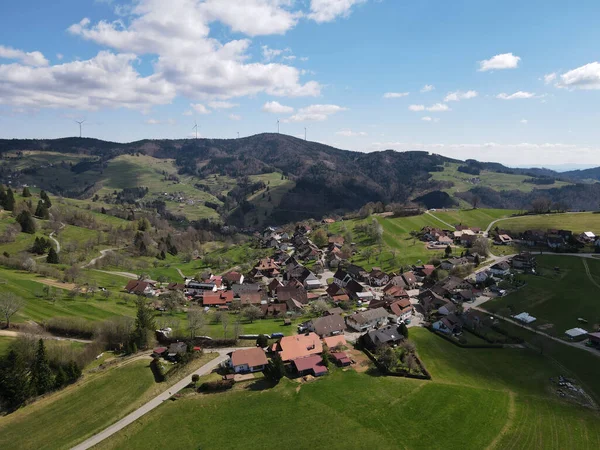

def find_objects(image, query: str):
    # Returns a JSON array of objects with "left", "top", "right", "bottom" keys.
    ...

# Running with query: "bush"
[
  {"left": 192, "top": 374, "right": 200, "bottom": 384},
  {"left": 198, "top": 379, "right": 235, "bottom": 392},
  {"left": 44, "top": 317, "right": 96, "bottom": 339}
]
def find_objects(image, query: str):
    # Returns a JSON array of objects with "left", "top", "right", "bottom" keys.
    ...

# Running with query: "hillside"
[{"left": 0, "top": 134, "right": 597, "bottom": 226}]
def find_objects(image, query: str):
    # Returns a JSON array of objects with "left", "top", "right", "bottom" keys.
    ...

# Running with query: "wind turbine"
[
  {"left": 237, "top": 132, "right": 240, "bottom": 139},
  {"left": 304, "top": 127, "right": 307, "bottom": 141},
  {"left": 277, "top": 119, "right": 280, "bottom": 134},
  {"left": 192, "top": 121, "right": 198, "bottom": 139},
  {"left": 75, "top": 120, "right": 85, "bottom": 138}
]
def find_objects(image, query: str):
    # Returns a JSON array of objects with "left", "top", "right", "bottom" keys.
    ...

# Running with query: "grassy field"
[
  {"left": 97, "top": 328, "right": 600, "bottom": 450},
  {"left": 243, "top": 173, "right": 295, "bottom": 227},
  {"left": 495, "top": 212, "right": 600, "bottom": 234},
  {"left": 484, "top": 255, "right": 600, "bottom": 336},
  {"left": 0, "top": 336, "right": 16, "bottom": 356},
  {"left": 431, "top": 163, "right": 573, "bottom": 198},
  {"left": 427, "top": 208, "right": 520, "bottom": 230}
]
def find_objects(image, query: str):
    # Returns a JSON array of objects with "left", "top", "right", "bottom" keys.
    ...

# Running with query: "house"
[
  {"left": 418, "top": 290, "right": 448, "bottom": 313},
  {"left": 275, "top": 333, "right": 323, "bottom": 362},
  {"left": 322, "top": 335, "right": 347, "bottom": 349},
  {"left": 302, "top": 271, "right": 322, "bottom": 290},
  {"left": 307, "top": 314, "right": 345, "bottom": 337},
  {"left": 564, "top": 328, "right": 589, "bottom": 341},
  {"left": 432, "top": 314, "right": 463, "bottom": 334},
  {"left": 511, "top": 252, "right": 536, "bottom": 272},
  {"left": 167, "top": 342, "right": 187, "bottom": 360},
  {"left": 277, "top": 279, "right": 308, "bottom": 304},
  {"left": 440, "top": 257, "right": 469, "bottom": 271},
  {"left": 368, "top": 268, "right": 389, "bottom": 287},
  {"left": 166, "top": 283, "right": 185, "bottom": 291},
  {"left": 223, "top": 271, "right": 244, "bottom": 285},
  {"left": 401, "top": 271, "right": 417, "bottom": 288},
  {"left": 389, "top": 299, "right": 413, "bottom": 321},
  {"left": 202, "top": 291, "right": 234, "bottom": 307},
  {"left": 229, "top": 348, "right": 268, "bottom": 373},
  {"left": 345, "top": 279, "right": 366, "bottom": 301},
  {"left": 361, "top": 325, "right": 404, "bottom": 350},
  {"left": 328, "top": 235, "right": 345, "bottom": 247},
  {"left": 454, "top": 289, "right": 475, "bottom": 303},
  {"left": 438, "top": 302, "right": 456, "bottom": 316},
  {"left": 285, "top": 298, "right": 305, "bottom": 313},
  {"left": 489, "top": 261, "right": 511, "bottom": 277},
  {"left": 512, "top": 312, "right": 536, "bottom": 324},
  {"left": 239, "top": 292, "right": 264, "bottom": 306},
  {"left": 547, "top": 235, "right": 566, "bottom": 249},
  {"left": 413, "top": 265, "right": 436, "bottom": 279},
  {"left": 495, "top": 234, "right": 513, "bottom": 245},
  {"left": 437, "top": 235, "right": 454, "bottom": 246},
  {"left": 475, "top": 270, "right": 492, "bottom": 284},
  {"left": 523, "top": 230, "right": 546, "bottom": 247},
  {"left": 346, "top": 264, "right": 368, "bottom": 281},
  {"left": 383, "top": 285, "right": 409, "bottom": 300},
  {"left": 152, "top": 347, "right": 168, "bottom": 358},
  {"left": 324, "top": 307, "right": 344, "bottom": 316},
  {"left": 331, "top": 352, "right": 352, "bottom": 367},
  {"left": 124, "top": 280, "right": 156, "bottom": 296},
  {"left": 346, "top": 307, "right": 389, "bottom": 332},
  {"left": 322, "top": 218, "right": 336, "bottom": 224},
  {"left": 261, "top": 303, "right": 288, "bottom": 318},
  {"left": 232, "top": 283, "right": 262, "bottom": 297},
  {"left": 333, "top": 269, "right": 352, "bottom": 288},
  {"left": 254, "top": 258, "right": 281, "bottom": 278},
  {"left": 326, "top": 283, "right": 350, "bottom": 303},
  {"left": 292, "top": 355, "right": 328, "bottom": 376},
  {"left": 385, "top": 276, "right": 407, "bottom": 291},
  {"left": 580, "top": 231, "right": 596, "bottom": 243},
  {"left": 186, "top": 281, "right": 217, "bottom": 296},
  {"left": 267, "top": 278, "right": 283, "bottom": 295}
]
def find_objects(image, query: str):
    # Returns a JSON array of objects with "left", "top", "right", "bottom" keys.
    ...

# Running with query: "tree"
[
  {"left": 187, "top": 308, "right": 206, "bottom": 338},
  {"left": 444, "top": 245, "right": 452, "bottom": 257},
  {"left": 471, "top": 195, "right": 480, "bottom": 209},
  {"left": 191, "top": 374, "right": 200, "bottom": 384},
  {"left": 311, "top": 229, "right": 328, "bottom": 248},
  {"left": 4, "top": 187, "right": 15, "bottom": 211},
  {"left": 30, "top": 339, "right": 53, "bottom": 395},
  {"left": 375, "top": 346, "right": 398, "bottom": 372},
  {"left": 22, "top": 187, "right": 31, "bottom": 197},
  {"left": 398, "top": 322, "right": 409, "bottom": 338},
  {"left": 221, "top": 312, "right": 230, "bottom": 338},
  {"left": 132, "top": 298, "right": 156, "bottom": 350},
  {"left": 265, "top": 352, "right": 285, "bottom": 381},
  {"left": 531, "top": 196, "right": 551, "bottom": 214},
  {"left": 163, "top": 290, "right": 185, "bottom": 314},
  {"left": 16, "top": 210, "right": 36, "bottom": 234},
  {"left": 0, "top": 293, "right": 24, "bottom": 328},
  {"left": 138, "top": 217, "right": 151, "bottom": 232},
  {"left": 405, "top": 354, "right": 418, "bottom": 374},
  {"left": 233, "top": 318, "right": 243, "bottom": 340},
  {"left": 54, "top": 366, "right": 67, "bottom": 388},
  {"left": 243, "top": 305, "right": 262, "bottom": 323},
  {"left": 40, "top": 190, "right": 52, "bottom": 208},
  {"left": 472, "top": 237, "right": 490, "bottom": 257},
  {"left": 311, "top": 299, "right": 330, "bottom": 316},
  {"left": 31, "top": 237, "right": 49, "bottom": 255},
  {"left": 256, "top": 334, "right": 269, "bottom": 348},
  {"left": 362, "top": 247, "right": 374, "bottom": 263},
  {"left": 321, "top": 343, "right": 331, "bottom": 369},
  {"left": 34, "top": 200, "right": 49, "bottom": 219},
  {"left": 46, "top": 247, "right": 59, "bottom": 264},
  {"left": 0, "top": 350, "right": 31, "bottom": 409}
]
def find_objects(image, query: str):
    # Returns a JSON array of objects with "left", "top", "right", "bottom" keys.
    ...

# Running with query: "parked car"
[{"left": 270, "top": 332, "right": 284, "bottom": 338}]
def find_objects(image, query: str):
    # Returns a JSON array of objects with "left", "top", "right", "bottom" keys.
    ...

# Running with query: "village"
[{"left": 125, "top": 218, "right": 600, "bottom": 382}]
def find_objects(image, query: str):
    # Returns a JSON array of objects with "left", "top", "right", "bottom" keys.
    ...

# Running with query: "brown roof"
[
  {"left": 331, "top": 352, "right": 351, "bottom": 365},
  {"left": 328, "top": 235, "right": 345, "bottom": 245},
  {"left": 203, "top": 291, "right": 234, "bottom": 306},
  {"left": 389, "top": 299, "right": 413, "bottom": 317},
  {"left": 292, "top": 355, "right": 328, "bottom": 375},
  {"left": 322, "top": 335, "right": 347, "bottom": 348},
  {"left": 124, "top": 280, "right": 154, "bottom": 294},
  {"left": 311, "top": 314, "right": 345, "bottom": 336},
  {"left": 277, "top": 333, "right": 323, "bottom": 361},
  {"left": 239, "top": 292, "right": 263, "bottom": 305},
  {"left": 402, "top": 271, "right": 417, "bottom": 285},
  {"left": 256, "top": 258, "right": 280, "bottom": 271},
  {"left": 230, "top": 347, "right": 268, "bottom": 368}
]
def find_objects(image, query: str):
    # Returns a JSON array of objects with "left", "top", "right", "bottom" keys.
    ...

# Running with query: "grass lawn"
[
  {"left": 0, "top": 353, "right": 219, "bottom": 450},
  {"left": 494, "top": 212, "right": 600, "bottom": 234},
  {"left": 97, "top": 328, "right": 600, "bottom": 450},
  {"left": 427, "top": 208, "right": 520, "bottom": 230},
  {"left": 483, "top": 255, "right": 600, "bottom": 336}
]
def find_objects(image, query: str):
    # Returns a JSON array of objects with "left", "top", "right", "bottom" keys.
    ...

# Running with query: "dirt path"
[
  {"left": 486, "top": 391, "right": 516, "bottom": 450},
  {"left": 71, "top": 348, "right": 248, "bottom": 450},
  {"left": 425, "top": 210, "right": 456, "bottom": 230},
  {"left": 83, "top": 247, "right": 123, "bottom": 269},
  {"left": 582, "top": 259, "right": 600, "bottom": 290},
  {"left": 93, "top": 269, "right": 138, "bottom": 279},
  {"left": 0, "top": 329, "right": 92, "bottom": 344},
  {"left": 49, "top": 222, "right": 65, "bottom": 253}
]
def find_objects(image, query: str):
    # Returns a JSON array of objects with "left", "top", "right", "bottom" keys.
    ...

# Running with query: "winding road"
[
  {"left": 49, "top": 222, "right": 65, "bottom": 253},
  {"left": 71, "top": 348, "right": 243, "bottom": 450}
]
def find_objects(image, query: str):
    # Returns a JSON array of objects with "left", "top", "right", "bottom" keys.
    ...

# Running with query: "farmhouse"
[
  {"left": 186, "top": 281, "right": 217, "bottom": 296},
  {"left": 275, "top": 333, "right": 323, "bottom": 362},
  {"left": 441, "top": 257, "right": 469, "bottom": 271},
  {"left": 277, "top": 279, "right": 309, "bottom": 304},
  {"left": 124, "top": 280, "right": 156, "bottom": 296},
  {"left": 361, "top": 325, "right": 404, "bottom": 350},
  {"left": 389, "top": 299, "right": 413, "bottom": 321},
  {"left": 401, "top": 271, "right": 418, "bottom": 288},
  {"left": 223, "top": 271, "right": 244, "bottom": 285},
  {"left": 346, "top": 308, "right": 389, "bottom": 332},
  {"left": 229, "top": 348, "right": 268, "bottom": 373},
  {"left": 202, "top": 291, "right": 234, "bottom": 307},
  {"left": 432, "top": 314, "right": 463, "bottom": 334},
  {"left": 489, "top": 261, "right": 511, "bottom": 277},
  {"left": 307, "top": 314, "right": 345, "bottom": 337},
  {"left": 368, "top": 268, "right": 389, "bottom": 287}
]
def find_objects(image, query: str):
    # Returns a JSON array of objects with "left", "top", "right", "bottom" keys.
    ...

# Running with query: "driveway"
[{"left": 71, "top": 347, "right": 248, "bottom": 450}]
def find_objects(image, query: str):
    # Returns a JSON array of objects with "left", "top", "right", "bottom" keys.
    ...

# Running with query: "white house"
[
  {"left": 489, "top": 261, "right": 510, "bottom": 277},
  {"left": 475, "top": 270, "right": 492, "bottom": 284},
  {"left": 346, "top": 308, "right": 389, "bottom": 332},
  {"left": 229, "top": 348, "right": 268, "bottom": 373}
]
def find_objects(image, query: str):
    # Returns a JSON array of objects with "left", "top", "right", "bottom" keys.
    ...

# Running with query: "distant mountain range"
[{"left": 1, "top": 134, "right": 599, "bottom": 224}]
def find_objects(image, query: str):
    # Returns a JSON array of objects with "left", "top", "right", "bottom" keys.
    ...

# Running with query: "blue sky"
[{"left": 1, "top": 0, "right": 600, "bottom": 167}]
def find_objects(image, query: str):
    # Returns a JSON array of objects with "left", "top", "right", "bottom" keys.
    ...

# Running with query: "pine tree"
[
  {"left": 65, "top": 361, "right": 81, "bottom": 383},
  {"left": 399, "top": 322, "right": 409, "bottom": 338},
  {"left": 0, "top": 184, "right": 6, "bottom": 207},
  {"left": 40, "top": 190, "right": 52, "bottom": 208},
  {"left": 22, "top": 187, "right": 32, "bottom": 197},
  {"left": 47, "top": 248, "right": 59, "bottom": 264},
  {"left": 132, "top": 298, "right": 156, "bottom": 349},
  {"left": 4, "top": 187, "right": 15, "bottom": 211},
  {"left": 54, "top": 366, "right": 67, "bottom": 388},
  {"left": 16, "top": 210, "right": 36, "bottom": 234},
  {"left": 30, "top": 339, "right": 53, "bottom": 395},
  {"left": 35, "top": 200, "right": 49, "bottom": 219},
  {"left": 0, "top": 350, "right": 31, "bottom": 409}
]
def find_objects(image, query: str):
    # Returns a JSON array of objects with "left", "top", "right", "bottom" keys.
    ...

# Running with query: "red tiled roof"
[
  {"left": 292, "top": 355, "right": 328, "bottom": 375},
  {"left": 277, "top": 333, "right": 322, "bottom": 361},
  {"left": 203, "top": 291, "right": 234, "bottom": 306},
  {"left": 331, "top": 352, "right": 351, "bottom": 365},
  {"left": 322, "top": 335, "right": 347, "bottom": 348},
  {"left": 231, "top": 347, "right": 268, "bottom": 368}
]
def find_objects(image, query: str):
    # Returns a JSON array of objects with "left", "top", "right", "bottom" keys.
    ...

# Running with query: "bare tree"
[
  {"left": 187, "top": 308, "right": 206, "bottom": 338},
  {"left": 243, "top": 305, "right": 262, "bottom": 324},
  {"left": 0, "top": 293, "right": 24, "bottom": 328},
  {"left": 221, "top": 313, "right": 230, "bottom": 338}
]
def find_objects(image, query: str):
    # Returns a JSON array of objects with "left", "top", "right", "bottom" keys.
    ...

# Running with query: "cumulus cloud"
[
  {"left": 426, "top": 103, "right": 450, "bottom": 112},
  {"left": 421, "top": 116, "right": 439, "bottom": 122},
  {"left": 544, "top": 72, "right": 557, "bottom": 84},
  {"left": 444, "top": 90, "right": 478, "bottom": 102},
  {"left": 262, "top": 101, "right": 294, "bottom": 114},
  {"left": 336, "top": 129, "right": 367, "bottom": 136},
  {"left": 208, "top": 101, "right": 238, "bottom": 109},
  {"left": 420, "top": 84, "right": 434, "bottom": 93},
  {"left": 0, "top": 45, "right": 49, "bottom": 67},
  {"left": 287, "top": 104, "right": 347, "bottom": 122},
  {"left": 408, "top": 104, "right": 425, "bottom": 111},
  {"left": 479, "top": 52, "right": 521, "bottom": 71},
  {"left": 496, "top": 91, "right": 536, "bottom": 100},
  {"left": 191, "top": 103, "right": 210, "bottom": 114},
  {"left": 520, "top": 119, "right": 528, "bottom": 124},
  {"left": 308, "top": 0, "right": 367, "bottom": 23},
  {"left": 556, "top": 62, "right": 600, "bottom": 90},
  {"left": 383, "top": 92, "right": 409, "bottom": 99}
]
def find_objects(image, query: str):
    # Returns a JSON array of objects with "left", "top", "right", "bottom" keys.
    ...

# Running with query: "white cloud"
[
  {"left": 426, "top": 103, "right": 450, "bottom": 112},
  {"left": 262, "top": 101, "right": 294, "bottom": 114},
  {"left": 145, "top": 118, "right": 175, "bottom": 125},
  {"left": 444, "top": 90, "right": 478, "bottom": 102},
  {"left": 262, "top": 45, "right": 284, "bottom": 61},
  {"left": 0, "top": 45, "right": 49, "bottom": 67},
  {"left": 421, "top": 116, "right": 439, "bottom": 122},
  {"left": 336, "top": 129, "right": 367, "bottom": 136},
  {"left": 190, "top": 103, "right": 210, "bottom": 114},
  {"left": 408, "top": 104, "right": 425, "bottom": 111},
  {"left": 182, "top": 110, "right": 193, "bottom": 116},
  {"left": 496, "top": 91, "right": 536, "bottom": 100},
  {"left": 479, "top": 52, "right": 521, "bottom": 71},
  {"left": 287, "top": 104, "right": 347, "bottom": 122},
  {"left": 146, "top": 118, "right": 160, "bottom": 125},
  {"left": 208, "top": 101, "right": 238, "bottom": 109},
  {"left": 56, "top": 53, "right": 64, "bottom": 61},
  {"left": 420, "top": 84, "right": 434, "bottom": 93},
  {"left": 556, "top": 62, "right": 600, "bottom": 90},
  {"left": 520, "top": 119, "right": 528, "bottom": 124},
  {"left": 229, "top": 113, "right": 241, "bottom": 120},
  {"left": 308, "top": 0, "right": 367, "bottom": 23},
  {"left": 544, "top": 72, "right": 557, "bottom": 84},
  {"left": 383, "top": 92, "right": 409, "bottom": 99}
]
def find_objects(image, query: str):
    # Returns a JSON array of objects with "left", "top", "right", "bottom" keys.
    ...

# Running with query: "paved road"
[
  {"left": 71, "top": 348, "right": 244, "bottom": 450},
  {"left": 0, "top": 329, "right": 92, "bottom": 344}
]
